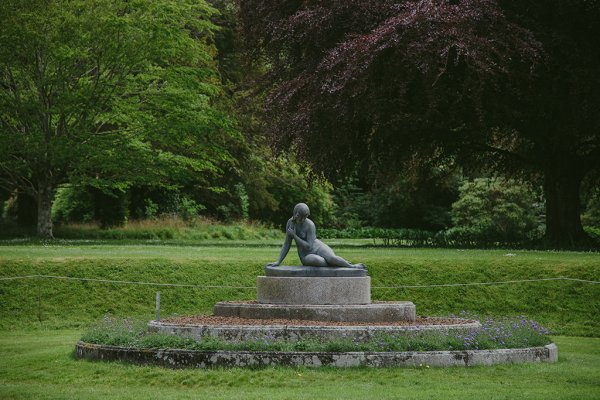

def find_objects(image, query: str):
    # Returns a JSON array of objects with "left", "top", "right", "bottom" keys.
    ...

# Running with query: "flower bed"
[{"left": 81, "top": 315, "right": 552, "bottom": 353}]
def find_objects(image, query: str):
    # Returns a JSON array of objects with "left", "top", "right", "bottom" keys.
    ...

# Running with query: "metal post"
[{"left": 155, "top": 292, "right": 160, "bottom": 321}]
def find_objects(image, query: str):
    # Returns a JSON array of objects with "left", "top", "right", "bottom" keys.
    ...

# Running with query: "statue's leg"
[
  {"left": 314, "top": 244, "right": 352, "bottom": 268},
  {"left": 326, "top": 255, "right": 356, "bottom": 268},
  {"left": 302, "top": 254, "right": 328, "bottom": 267},
  {"left": 317, "top": 245, "right": 366, "bottom": 269},
  {"left": 311, "top": 240, "right": 366, "bottom": 269}
]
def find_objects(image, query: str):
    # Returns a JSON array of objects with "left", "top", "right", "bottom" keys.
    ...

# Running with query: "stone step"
[
  {"left": 213, "top": 301, "right": 416, "bottom": 322},
  {"left": 148, "top": 317, "right": 479, "bottom": 343},
  {"left": 77, "top": 341, "right": 557, "bottom": 368}
]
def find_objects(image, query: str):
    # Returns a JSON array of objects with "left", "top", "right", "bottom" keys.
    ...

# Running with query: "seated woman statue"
[{"left": 267, "top": 203, "right": 367, "bottom": 269}]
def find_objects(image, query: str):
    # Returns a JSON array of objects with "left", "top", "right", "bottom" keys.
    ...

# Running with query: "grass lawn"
[
  {"left": 0, "top": 242, "right": 598, "bottom": 398},
  {"left": 0, "top": 331, "right": 598, "bottom": 399},
  {"left": 1, "top": 243, "right": 598, "bottom": 335}
]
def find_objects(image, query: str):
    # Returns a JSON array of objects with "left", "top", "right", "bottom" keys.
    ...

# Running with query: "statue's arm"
[
  {"left": 267, "top": 220, "right": 293, "bottom": 267},
  {"left": 289, "top": 220, "right": 316, "bottom": 253}
]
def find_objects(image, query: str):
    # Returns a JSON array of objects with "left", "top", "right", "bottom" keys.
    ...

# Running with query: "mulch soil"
[{"left": 160, "top": 315, "right": 475, "bottom": 327}]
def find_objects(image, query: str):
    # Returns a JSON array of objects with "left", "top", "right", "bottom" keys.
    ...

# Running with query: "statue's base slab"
[
  {"left": 256, "top": 276, "right": 370, "bottom": 305},
  {"left": 213, "top": 301, "right": 416, "bottom": 322},
  {"left": 265, "top": 265, "right": 367, "bottom": 277}
]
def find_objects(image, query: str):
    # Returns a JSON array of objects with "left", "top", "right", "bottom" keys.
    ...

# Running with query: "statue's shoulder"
[{"left": 305, "top": 218, "right": 316, "bottom": 229}]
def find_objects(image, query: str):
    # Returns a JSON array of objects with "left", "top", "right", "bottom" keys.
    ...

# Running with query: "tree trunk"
[
  {"left": 36, "top": 179, "right": 55, "bottom": 239},
  {"left": 543, "top": 166, "right": 589, "bottom": 248}
]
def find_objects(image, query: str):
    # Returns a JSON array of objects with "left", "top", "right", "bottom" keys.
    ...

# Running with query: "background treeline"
[
  {"left": 0, "top": 0, "right": 599, "bottom": 247},
  {"left": 3, "top": 170, "right": 599, "bottom": 246}
]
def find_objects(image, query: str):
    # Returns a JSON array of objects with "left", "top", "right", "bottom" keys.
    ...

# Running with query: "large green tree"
[
  {"left": 0, "top": 0, "right": 235, "bottom": 238},
  {"left": 239, "top": 0, "right": 600, "bottom": 247}
]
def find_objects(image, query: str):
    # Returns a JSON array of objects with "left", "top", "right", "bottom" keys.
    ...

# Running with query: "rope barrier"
[
  {"left": 0, "top": 275, "right": 255, "bottom": 289},
  {"left": 372, "top": 277, "right": 600, "bottom": 289},
  {"left": 0, "top": 274, "right": 598, "bottom": 288}
]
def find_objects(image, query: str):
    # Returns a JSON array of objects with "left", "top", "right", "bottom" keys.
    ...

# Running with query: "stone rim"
[
  {"left": 75, "top": 341, "right": 558, "bottom": 368},
  {"left": 150, "top": 316, "right": 477, "bottom": 328},
  {"left": 147, "top": 318, "right": 482, "bottom": 343}
]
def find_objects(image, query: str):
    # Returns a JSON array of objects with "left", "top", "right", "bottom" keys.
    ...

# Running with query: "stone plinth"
[
  {"left": 213, "top": 301, "right": 416, "bottom": 322},
  {"left": 265, "top": 265, "right": 368, "bottom": 277},
  {"left": 148, "top": 318, "right": 478, "bottom": 342},
  {"left": 256, "top": 276, "right": 370, "bottom": 305}
]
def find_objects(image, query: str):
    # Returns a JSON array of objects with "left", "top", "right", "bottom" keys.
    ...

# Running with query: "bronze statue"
[{"left": 267, "top": 203, "right": 367, "bottom": 269}]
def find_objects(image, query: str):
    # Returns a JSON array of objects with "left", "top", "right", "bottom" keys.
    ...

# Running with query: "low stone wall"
[
  {"left": 148, "top": 319, "right": 480, "bottom": 343},
  {"left": 76, "top": 342, "right": 557, "bottom": 368}
]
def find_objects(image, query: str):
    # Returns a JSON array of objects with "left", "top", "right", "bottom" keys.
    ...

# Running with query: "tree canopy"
[
  {"left": 239, "top": 0, "right": 600, "bottom": 247},
  {"left": 0, "top": 0, "right": 237, "bottom": 237}
]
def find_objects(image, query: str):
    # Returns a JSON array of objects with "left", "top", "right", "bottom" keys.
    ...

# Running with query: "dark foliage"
[
  {"left": 239, "top": 0, "right": 600, "bottom": 247},
  {"left": 332, "top": 167, "right": 459, "bottom": 230},
  {"left": 240, "top": 0, "right": 541, "bottom": 171}
]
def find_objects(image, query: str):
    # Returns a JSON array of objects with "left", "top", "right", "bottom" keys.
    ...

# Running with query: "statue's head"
[{"left": 293, "top": 203, "right": 310, "bottom": 222}]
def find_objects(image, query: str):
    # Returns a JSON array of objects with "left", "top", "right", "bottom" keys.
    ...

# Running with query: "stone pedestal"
[
  {"left": 212, "top": 265, "right": 416, "bottom": 322},
  {"left": 256, "top": 276, "right": 371, "bottom": 305}
]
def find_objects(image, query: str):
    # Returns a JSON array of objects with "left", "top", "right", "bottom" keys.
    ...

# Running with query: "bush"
[
  {"left": 331, "top": 170, "right": 458, "bottom": 231},
  {"left": 449, "top": 178, "right": 543, "bottom": 244},
  {"left": 52, "top": 186, "right": 129, "bottom": 228},
  {"left": 243, "top": 154, "right": 335, "bottom": 228},
  {"left": 582, "top": 189, "right": 600, "bottom": 228},
  {"left": 53, "top": 217, "right": 282, "bottom": 241},
  {"left": 52, "top": 186, "right": 93, "bottom": 224},
  {"left": 318, "top": 227, "right": 436, "bottom": 246},
  {"left": 585, "top": 226, "right": 600, "bottom": 240},
  {"left": 177, "top": 196, "right": 206, "bottom": 221}
]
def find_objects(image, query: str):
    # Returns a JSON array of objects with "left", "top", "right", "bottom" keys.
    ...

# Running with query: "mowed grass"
[
  {"left": 0, "top": 243, "right": 599, "bottom": 399},
  {"left": 0, "top": 243, "right": 598, "bottom": 335},
  {"left": 0, "top": 331, "right": 598, "bottom": 399}
]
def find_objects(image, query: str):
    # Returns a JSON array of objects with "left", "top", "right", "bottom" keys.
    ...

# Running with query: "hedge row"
[{"left": 319, "top": 227, "right": 597, "bottom": 247}]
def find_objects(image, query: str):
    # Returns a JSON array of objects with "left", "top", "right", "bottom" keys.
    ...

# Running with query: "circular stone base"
[
  {"left": 76, "top": 342, "right": 558, "bottom": 368},
  {"left": 257, "top": 276, "right": 370, "bottom": 305},
  {"left": 213, "top": 301, "right": 416, "bottom": 322},
  {"left": 147, "top": 318, "right": 480, "bottom": 343}
]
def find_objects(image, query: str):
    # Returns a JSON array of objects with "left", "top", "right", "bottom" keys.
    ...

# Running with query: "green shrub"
[
  {"left": 330, "top": 168, "right": 459, "bottom": 231},
  {"left": 80, "top": 315, "right": 148, "bottom": 347},
  {"left": 434, "top": 226, "right": 485, "bottom": 247},
  {"left": 449, "top": 178, "right": 543, "bottom": 244},
  {"left": 53, "top": 217, "right": 282, "bottom": 241},
  {"left": 144, "top": 199, "right": 159, "bottom": 220},
  {"left": 178, "top": 197, "right": 205, "bottom": 221},
  {"left": 52, "top": 186, "right": 129, "bottom": 228},
  {"left": 242, "top": 154, "right": 335, "bottom": 228},
  {"left": 582, "top": 190, "right": 600, "bottom": 228},
  {"left": 585, "top": 227, "right": 600, "bottom": 240},
  {"left": 235, "top": 183, "right": 250, "bottom": 222},
  {"left": 318, "top": 227, "right": 436, "bottom": 246},
  {"left": 52, "top": 187, "right": 94, "bottom": 224}
]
